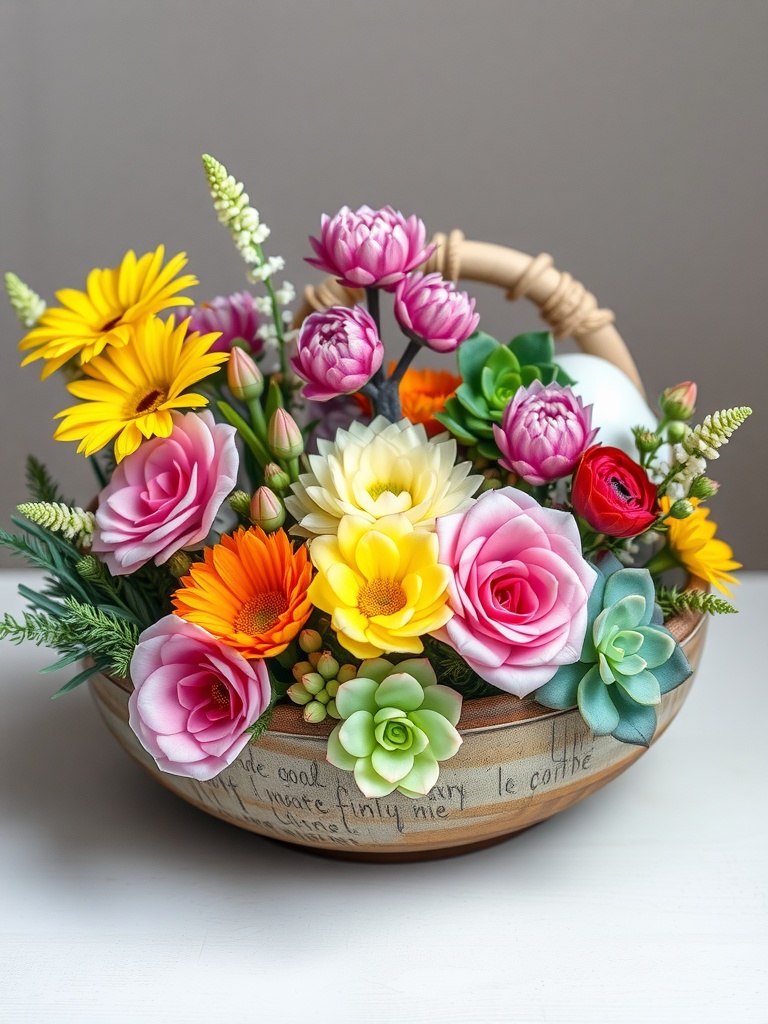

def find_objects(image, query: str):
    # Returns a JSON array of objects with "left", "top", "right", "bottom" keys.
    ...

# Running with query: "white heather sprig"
[
  {"left": 17, "top": 502, "right": 96, "bottom": 547},
  {"left": 247, "top": 255, "right": 286, "bottom": 284},
  {"left": 202, "top": 154, "right": 271, "bottom": 263},
  {"left": 274, "top": 281, "right": 296, "bottom": 306},
  {"left": 5, "top": 272, "right": 46, "bottom": 328},
  {"left": 681, "top": 407, "right": 752, "bottom": 460}
]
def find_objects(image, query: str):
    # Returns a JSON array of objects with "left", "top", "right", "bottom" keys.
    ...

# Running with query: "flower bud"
[
  {"left": 324, "top": 678, "right": 340, "bottom": 698},
  {"left": 316, "top": 651, "right": 340, "bottom": 680},
  {"left": 668, "top": 499, "right": 694, "bottom": 519},
  {"left": 666, "top": 421, "right": 688, "bottom": 444},
  {"left": 660, "top": 381, "right": 697, "bottom": 421},
  {"left": 634, "top": 431, "right": 660, "bottom": 454},
  {"left": 268, "top": 409, "right": 304, "bottom": 460},
  {"left": 326, "top": 699, "right": 341, "bottom": 720},
  {"left": 301, "top": 672, "right": 326, "bottom": 695},
  {"left": 292, "top": 660, "right": 313, "bottom": 682},
  {"left": 688, "top": 476, "right": 719, "bottom": 500},
  {"left": 308, "top": 650, "right": 322, "bottom": 668},
  {"left": 228, "top": 490, "right": 252, "bottom": 519},
  {"left": 314, "top": 689, "right": 331, "bottom": 705},
  {"left": 264, "top": 461, "right": 292, "bottom": 493},
  {"left": 287, "top": 682, "right": 312, "bottom": 706},
  {"left": 303, "top": 700, "right": 327, "bottom": 724},
  {"left": 227, "top": 346, "right": 264, "bottom": 401},
  {"left": 299, "top": 629, "right": 323, "bottom": 654},
  {"left": 249, "top": 486, "right": 285, "bottom": 533},
  {"left": 337, "top": 664, "right": 358, "bottom": 684},
  {"left": 479, "top": 477, "right": 503, "bottom": 493},
  {"left": 166, "top": 550, "right": 193, "bottom": 578}
]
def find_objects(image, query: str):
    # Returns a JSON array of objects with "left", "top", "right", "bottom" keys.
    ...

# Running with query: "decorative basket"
[{"left": 87, "top": 234, "right": 709, "bottom": 861}]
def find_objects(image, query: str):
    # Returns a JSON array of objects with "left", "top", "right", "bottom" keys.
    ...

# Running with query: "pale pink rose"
[
  {"left": 92, "top": 411, "right": 238, "bottom": 575},
  {"left": 434, "top": 487, "right": 596, "bottom": 697},
  {"left": 493, "top": 381, "right": 597, "bottom": 485},
  {"left": 129, "top": 616, "right": 270, "bottom": 781},
  {"left": 291, "top": 306, "right": 384, "bottom": 401},
  {"left": 394, "top": 272, "right": 479, "bottom": 353},
  {"left": 306, "top": 205, "right": 435, "bottom": 290}
]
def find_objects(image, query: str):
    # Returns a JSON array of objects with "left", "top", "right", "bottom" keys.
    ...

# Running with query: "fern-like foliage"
[
  {"left": 422, "top": 636, "right": 500, "bottom": 700},
  {"left": 24, "top": 456, "right": 69, "bottom": 505},
  {"left": 657, "top": 585, "right": 737, "bottom": 619}
]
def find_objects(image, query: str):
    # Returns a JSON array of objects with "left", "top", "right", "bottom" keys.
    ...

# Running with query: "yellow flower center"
[
  {"left": 368, "top": 482, "right": 406, "bottom": 501},
  {"left": 235, "top": 591, "right": 288, "bottom": 634},
  {"left": 132, "top": 387, "right": 166, "bottom": 415},
  {"left": 209, "top": 681, "right": 231, "bottom": 709},
  {"left": 357, "top": 578, "right": 407, "bottom": 618}
]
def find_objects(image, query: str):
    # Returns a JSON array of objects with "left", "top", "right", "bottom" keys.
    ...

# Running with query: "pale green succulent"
[
  {"left": 326, "top": 657, "right": 463, "bottom": 798},
  {"left": 535, "top": 553, "right": 692, "bottom": 746}
]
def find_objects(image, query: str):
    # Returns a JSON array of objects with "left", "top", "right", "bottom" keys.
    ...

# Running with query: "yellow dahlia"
[
  {"left": 659, "top": 496, "right": 741, "bottom": 596},
  {"left": 19, "top": 246, "right": 197, "bottom": 378},
  {"left": 173, "top": 527, "right": 313, "bottom": 659},
  {"left": 53, "top": 315, "right": 227, "bottom": 462},
  {"left": 285, "top": 415, "right": 481, "bottom": 537},
  {"left": 308, "top": 514, "right": 453, "bottom": 659}
]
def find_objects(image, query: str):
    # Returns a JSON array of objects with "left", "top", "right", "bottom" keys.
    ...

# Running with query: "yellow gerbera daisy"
[
  {"left": 19, "top": 246, "right": 197, "bottom": 378},
  {"left": 659, "top": 496, "right": 741, "bottom": 596},
  {"left": 308, "top": 513, "right": 453, "bottom": 659},
  {"left": 53, "top": 315, "right": 227, "bottom": 462}
]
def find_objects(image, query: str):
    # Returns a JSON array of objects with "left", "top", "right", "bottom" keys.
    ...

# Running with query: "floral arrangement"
[{"left": 1, "top": 155, "right": 752, "bottom": 802}]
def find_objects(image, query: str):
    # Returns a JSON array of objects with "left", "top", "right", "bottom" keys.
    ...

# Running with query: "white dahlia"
[{"left": 286, "top": 416, "right": 481, "bottom": 536}]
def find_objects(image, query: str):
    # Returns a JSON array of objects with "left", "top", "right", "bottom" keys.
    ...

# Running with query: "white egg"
[{"left": 555, "top": 352, "right": 658, "bottom": 460}]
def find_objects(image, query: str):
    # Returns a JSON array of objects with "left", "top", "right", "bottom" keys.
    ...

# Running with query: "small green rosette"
[
  {"left": 326, "top": 658, "right": 463, "bottom": 799},
  {"left": 435, "top": 331, "right": 573, "bottom": 459},
  {"left": 534, "top": 553, "right": 692, "bottom": 746}
]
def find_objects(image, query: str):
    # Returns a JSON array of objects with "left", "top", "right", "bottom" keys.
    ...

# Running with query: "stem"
[
  {"left": 288, "top": 457, "right": 300, "bottom": 483},
  {"left": 247, "top": 397, "right": 268, "bottom": 443},
  {"left": 645, "top": 548, "right": 680, "bottom": 577},
  {"left": 254, "top": 242, "right": 291, "bottom": 413},
  {"left": 388, "top": 338, "right": 422, "bottom": 387},
  {"left": 88, "top": 454, "right": 107, "bottom": 489},
  {"left": 217, "top": 401, "right": 272, "bottom": 467},
  {"left": 365, "top": 287, "right": 386, "bottom": 389}
]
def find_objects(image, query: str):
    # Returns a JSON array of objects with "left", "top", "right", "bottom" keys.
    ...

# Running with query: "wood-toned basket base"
[{"left": 89, "top": 604, "right": 707, "bottom": 862}]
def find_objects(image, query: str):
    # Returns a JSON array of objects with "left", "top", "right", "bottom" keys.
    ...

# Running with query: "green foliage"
[
  {"left": 656, "top": 586, "right": 737, "bottom": 619},
  {"left": 247, "top": 703, "right": 275, "bottom": 742},
  {"left": 422, "top": 636, "right": 499, "bottom": 700},
  {"left": 24, "top": 456, "right": 69, "bottom": 506},
  {"left": 434, "top": 331, "right": 574, "bottom": 459}
]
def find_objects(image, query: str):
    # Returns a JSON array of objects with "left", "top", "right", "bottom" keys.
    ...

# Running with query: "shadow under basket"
[{"left": 89, "top": 587, "right": 708, "bottom": 863}]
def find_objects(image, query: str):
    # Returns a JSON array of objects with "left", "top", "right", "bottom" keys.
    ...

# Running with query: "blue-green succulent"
[
  {"left": 434, "top": 330, "right": 574, "bottom": 459},
  {"left": 534, "top": 553, "right": 692, "bottom": 746}
]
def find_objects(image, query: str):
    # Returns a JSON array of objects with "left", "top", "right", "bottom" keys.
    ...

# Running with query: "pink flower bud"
[
  {"left": 179, "top": 292, "right": 261, "bottom": 354},
  {"left": 268, "top": 408, "right": 304, "bottom": 460},
  {"left": 660, "top": 381, "right": 697, "bottom": 420},
  {"left": 249, "top": 486, "right": 285, "bottom": 533},
  {"left": 227, "top": 347, "right": 264, "bottom": 401},
  {"left": 492, "top": 381, "right": 597, "bottom": 486},
  {"left": 264, "top": 461, "right": 291, "bottom": 492},
  {"left": 291, "top": 306, "right": 384, "bottom": 402},
  {"left": 306, "top": 205, "right": 435, "bottom": 290},
  {"left": 394, "top": 272, "right": 479, "bottom": 353}
]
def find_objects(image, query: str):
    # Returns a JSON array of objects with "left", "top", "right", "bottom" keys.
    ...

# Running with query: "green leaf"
[
  {"left": 339, "top": 710, "right": 376, "bottom": 757},
  {"left": 615, "top": 669, "right": 661, "bottom": 706},
  {"left": 635, "top": 626, "right": 676, "bottom": 669},
  {"left": 408, "top": 710, "right": 462, "bottom": 761},
  {"left": 535, "top": 662, "right": 583, "bottom": 709},
  {"left": 610, "top": 688, "right": 657, "bottom": 746},
  {"left": 51, "top": 660, "right": 105, "bottom": 698},
  {"left": 457, "top": 331, "right": 499, "bottom": 390},
  {"left": 509, "top": 331, "right": 555, "bottom": 367},
  {"left": 577, "top": 665, "right": 620, "bottom": 735},
  {"left": 654, "top": 643, "right": 692, "bottom": 694},
  {"left": 476, "top": 438, "right": 502, "bottom": 460},
  {"left": 24, "top": 456, "right": 69, "bottom": 505},
  {"left": 374, "top": 672, "right": 425, "bottom": 711},
  {"left": 454, "top": 383, "right": 490, "bottom": 420}
]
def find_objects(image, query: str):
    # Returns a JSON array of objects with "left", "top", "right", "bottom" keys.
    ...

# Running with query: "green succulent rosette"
[
  {"left": 434, "top": 330, "right": 574, "bottom": 459},
  {"left": 534, "top": 553, "right": 692, "bottom": 746},
  {"left": 326, "top": 657, "right": 463, "bottom": 798}
]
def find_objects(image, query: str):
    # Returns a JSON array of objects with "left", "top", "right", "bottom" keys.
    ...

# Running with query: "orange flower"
[
  {"left": 172, "top": 528, "right": 313, "bottom": 658},
  {"left": 393, "top": 364, "right": 461, "bottom": 436}
]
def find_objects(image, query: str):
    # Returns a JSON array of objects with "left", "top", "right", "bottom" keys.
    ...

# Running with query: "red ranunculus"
[{"left": 571, "top": 445, "right": 658, "bottom": 538}]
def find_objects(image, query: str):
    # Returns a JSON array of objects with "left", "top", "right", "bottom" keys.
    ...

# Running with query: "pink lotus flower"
[
  {"left": 434, "top": 487, "right": 596, "bottom": 696},
  {"left": 291, "top": 305, "right": 384, "bottom": 401},
  {"left": 493, "top": 381, "right": 597, "bottom": 485},
  {"left": 129, "top": 616, "right": 270, "bottom": 781},
  {"left": 92, "top": 411, "right": 239, "bottom": 575},
  {"left": 181, "top": 292, "right": 261, "bottom": 354},
  {"left": 394, "top": 272, "right": 480, "bottom": 353},
  {"left": 306, "top": 206, "right": 435, "bottom": 290}
]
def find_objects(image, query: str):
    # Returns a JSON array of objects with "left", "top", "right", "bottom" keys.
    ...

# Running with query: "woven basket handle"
[{"left": 294, "top": 230, "right": 645, "bottom": 395}]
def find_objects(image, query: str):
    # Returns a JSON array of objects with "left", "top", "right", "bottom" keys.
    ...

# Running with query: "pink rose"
[
  {"left": 128, "top": 616, "right": 271, "bottom": 781},
  {"left": 92, "top": 411, "right": 238, "bottom": 575},
  {"left": 434, "top": 487, "right": 596, "bottom": 697}
]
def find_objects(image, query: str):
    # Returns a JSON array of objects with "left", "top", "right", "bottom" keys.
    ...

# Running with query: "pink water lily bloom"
[
  {"left": 306, "top": 205, "right": 435, "bottom": 290},
  {"left": 129, "top": 616, "right": 270, "bottom": 781},
  {"left": 493, "top": 381, "right": 597, "bottom": 485},
  {"left": 291, "top": 305, "right": 384, "bottom": 401},
  {"left": 92, "top": 411, "right": 238, "bottom": 575},
  {"left": 434, "top": 487, "right": 596, "bottom": 697},
  {"left": 394, "top": 272, "right": 479, "bottom": 353}
]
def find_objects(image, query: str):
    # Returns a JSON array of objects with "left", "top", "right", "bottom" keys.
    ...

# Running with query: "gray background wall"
[{"left": 1, "top": 0, "right": 766, "bottom": 568}]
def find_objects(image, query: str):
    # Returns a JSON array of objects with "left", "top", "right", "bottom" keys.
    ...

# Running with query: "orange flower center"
[
  {"left": 235, "top": 591, "right": 288, "bottom": 634},
  {"left": 358, "top": 578, "right": 407, "bottom": 619},
  {"left": 209, "top": 681, "right": 231, "bottom": 709}
]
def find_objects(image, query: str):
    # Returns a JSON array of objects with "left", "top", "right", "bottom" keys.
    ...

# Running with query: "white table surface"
[{"left": 1, "top": 569, "right": 766, "bottom": 1024}]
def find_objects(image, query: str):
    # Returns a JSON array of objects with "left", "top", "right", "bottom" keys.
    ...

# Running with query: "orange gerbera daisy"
[
  {"left": 393, "top": 364, "right": 461, "bottom": 437},
  {"left": 172, "top": 528, "right": 313, "bottom": 658}
]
